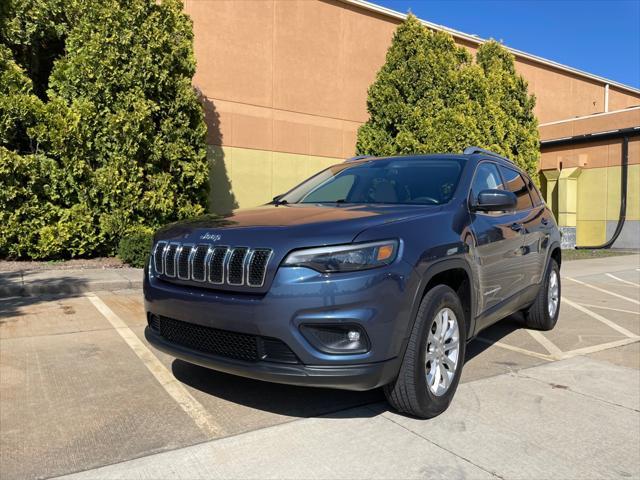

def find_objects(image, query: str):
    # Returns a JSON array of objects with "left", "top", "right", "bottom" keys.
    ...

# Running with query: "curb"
[{"left": 0, "top": 269, "right": 143, "bottom": 298}]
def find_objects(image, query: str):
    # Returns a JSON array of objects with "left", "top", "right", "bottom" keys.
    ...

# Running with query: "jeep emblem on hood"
[{"left": 200, "top": 232, "right": 222, "bottom": 242}]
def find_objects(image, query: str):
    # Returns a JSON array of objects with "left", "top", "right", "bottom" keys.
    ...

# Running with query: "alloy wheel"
[
  {"left": 425, "top": 307, "right": 460, "bottom": 396},
  {"left": 548, "top": 269, "right": 559, "bottom": 318}
]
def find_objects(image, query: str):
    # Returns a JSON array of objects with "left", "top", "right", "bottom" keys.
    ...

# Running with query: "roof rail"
[
  {"left": 344, "top": 155, "right": 373, "bottom": 162},
  {"left": 463, "top": 146, "right": 513, "bottom": 163}
]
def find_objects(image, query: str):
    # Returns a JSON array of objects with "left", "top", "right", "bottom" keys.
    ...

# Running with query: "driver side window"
[{"left": 471, "top": 163, "right": 503, "bottom": 203}]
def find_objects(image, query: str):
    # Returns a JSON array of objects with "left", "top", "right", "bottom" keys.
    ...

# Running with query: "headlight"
[{"left": 282, "top": 240, "right": 399, "bottom": 273}]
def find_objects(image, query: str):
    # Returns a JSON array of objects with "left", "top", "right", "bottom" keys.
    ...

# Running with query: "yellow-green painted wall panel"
[
  {"left": 618, "top": 165, "right": 639, "bottom": 220},
  {"left": 576, "top": 168, "right": 609, "bottom": 221},
  {"left": 571, "top": 164, "right": 639, "bottom": 247},
  {"left": 577, "top": 165, "right": 640, "bottom": 223},
  {"left": 207, "top": 145, "right": 341, "bottom": 211},
  {"left": 576, "top": 220, "right": 607, "bottom": 246}
]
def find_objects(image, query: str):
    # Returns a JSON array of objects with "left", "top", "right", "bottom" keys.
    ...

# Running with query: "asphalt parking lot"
[{"left": 1, "top": 254, "right": 639, "bottom": 479}]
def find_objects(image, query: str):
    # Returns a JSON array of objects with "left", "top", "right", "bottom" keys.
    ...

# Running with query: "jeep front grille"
[
  {"left": 164, "top": 243, "right": 178, "bottom": 278},
  {"left": 153, "top": 242, "right": 272, "bottom": 288},
  {"left": 227, "top": 248, "right": 248, "bottom": 285}
]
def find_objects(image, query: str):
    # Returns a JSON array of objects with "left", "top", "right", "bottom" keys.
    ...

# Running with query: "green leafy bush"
[
  {"left": 356, "top": 14, "right": 539, "bottom": 179},
  {"left": 0, "top": 0, "right": 207, "bottom": 259},
  {"left": 117, "top": 227, "right": 153, "bottom": 268}
]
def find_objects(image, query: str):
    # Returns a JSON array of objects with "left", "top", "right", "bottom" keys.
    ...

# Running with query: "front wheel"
[
  {"left": 384, "top": 285, "right": 467, "bottom": 418},
  {"left": 523, "top": 259, "right": 561, "bottom": 331}
]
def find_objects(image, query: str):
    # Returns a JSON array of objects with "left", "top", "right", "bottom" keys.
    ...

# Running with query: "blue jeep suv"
[{"left": 144, "top": 147, "right": 561, "bottom": 418}]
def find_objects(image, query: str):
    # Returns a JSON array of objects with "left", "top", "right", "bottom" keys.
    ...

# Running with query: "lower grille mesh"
[{"left": 153, "top": 315, "right": 299, "bottom": 364}]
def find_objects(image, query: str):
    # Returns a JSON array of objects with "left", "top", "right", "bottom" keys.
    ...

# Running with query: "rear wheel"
[
  {"left": 384, "top": 285, "right": 467, "bottom": 418},
  {"left": 523, "top": 259, "right": 560, "bottom": 331}
]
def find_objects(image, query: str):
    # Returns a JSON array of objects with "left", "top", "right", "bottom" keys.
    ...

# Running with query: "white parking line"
[
  {"left": 475, "top": 337, "right": 553, "bottom": 361},
  {"left": 563, "top": 297, "right": 638, "bottom": 338},
  {"left": 565, "top": 277, "right": 640, "bottom": 305},
  {"left": 85, "top": 293, "right": 224, "bottom": 438},
  {"left": 605, "top": 273, "right": 640, "bottom": 288},
  {"left": 526, "top": 330, "right": 563, "bottom": 358},
  {"left": 560, "top": 337, "right": 640, "bottom": 359},
  {"left": 576, "top": 303, "right": 640, "bottom": 316}
]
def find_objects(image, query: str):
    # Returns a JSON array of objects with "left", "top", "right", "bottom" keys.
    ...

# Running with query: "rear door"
[
  {"left": 498, "top": 165, "right": 540, "bottom": 292},
  {"left": 519, "top": 174, "right": 551, "bottom": 289},
  {"left": 468, "top": 162, "right": 526, "bottom": 315}
]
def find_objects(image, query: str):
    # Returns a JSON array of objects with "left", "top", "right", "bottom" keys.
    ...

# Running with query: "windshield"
[{"left": 280, "top": 158, "right": 465, "bottom": 205}]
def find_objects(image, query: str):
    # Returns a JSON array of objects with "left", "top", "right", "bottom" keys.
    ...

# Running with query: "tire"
[
  {"left": 523, "top": 259, "right": 560, "bottom": 331},
  {"left": 384, "top": 285, "right": 467, "bottom": 419}
]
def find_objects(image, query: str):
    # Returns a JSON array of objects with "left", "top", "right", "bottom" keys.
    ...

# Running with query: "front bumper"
[
  {"left": 144, "top": 261, "right": 417, "bottom": 390},
  {"left": 145, "top": 326, "right": 400, "bottom": 390}
]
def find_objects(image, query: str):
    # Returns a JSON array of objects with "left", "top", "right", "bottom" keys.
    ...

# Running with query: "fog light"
[
  {"left": 299, "top": 324, "right": 370, "bottom": 355},
  {"left": 347, "top": 330, "right": 360, "bottom": 342}
]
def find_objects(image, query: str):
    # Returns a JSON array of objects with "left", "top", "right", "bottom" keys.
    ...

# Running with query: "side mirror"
[
  {"left": 272, "top": 194, "right": 283, "bottom": 203},
  {"left": 473, "top": 189, "right": 516, "bottom": 212}
]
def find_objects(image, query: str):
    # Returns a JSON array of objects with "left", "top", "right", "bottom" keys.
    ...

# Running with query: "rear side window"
[
  {"left": 500, "top": 166, "right": 533, "bottom": 211},
  {"left": 470, "top": 162, "right": 503, "bottom": 202},
  {"left": 527, "top": 178, "right": 544, "bottom": 206}
]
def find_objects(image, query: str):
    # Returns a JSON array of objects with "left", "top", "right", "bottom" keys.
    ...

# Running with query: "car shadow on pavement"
[
  {"left": 171, "top": 315, "right": 526, "bottom": 420},
  {"left": 171, "top": 359, "right": 384, "bottom": 419},
  {"left": 465, "top": 314, "right": 524, "bottom": 363},
  {"left": 171, "top": 315, "right": 522, "bottom": 418}
]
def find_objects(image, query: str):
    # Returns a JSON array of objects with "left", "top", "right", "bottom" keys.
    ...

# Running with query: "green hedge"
[
  {"left": 117, "top": 227, "right": 153, "bottom": 268},
  {"left": 356, "top": 15, "right": 539, "bottom": 179},
  {"left": 0, "top": 0, "right": 208, "bottom": 260}
]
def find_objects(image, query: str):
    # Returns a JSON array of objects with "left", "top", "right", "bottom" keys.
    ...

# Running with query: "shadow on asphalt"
[
  {"left": 171, "top": 315, "right": 525, "bottom": 419},
  {"left": 172, "top": 359, "right": 384, "bottom": 418},
  {"left": 0, "top": 275, "right": 89, "bottom": 318},
  {"left": 465, "top": 314, "right": 524, "bottom": 364}
]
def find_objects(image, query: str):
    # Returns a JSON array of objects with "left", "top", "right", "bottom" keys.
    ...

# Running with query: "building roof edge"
[{"left": 339, "top": 0, "right": 640, "bottom": 96}]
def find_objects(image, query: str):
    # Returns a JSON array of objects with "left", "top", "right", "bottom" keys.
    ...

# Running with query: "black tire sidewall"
[{"left": 412, "top": 286, "right": 467, "bottom": 417}]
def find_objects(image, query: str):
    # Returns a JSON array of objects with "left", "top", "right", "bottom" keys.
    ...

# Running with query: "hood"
[{"left": 155, "top": 203, "right": 441, "bottom": 246}]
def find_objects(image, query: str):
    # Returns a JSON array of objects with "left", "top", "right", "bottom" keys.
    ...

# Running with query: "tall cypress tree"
[
  {"left": 0, "top": 0, "right": 208, "bottom": 259},
  {"left": 356, "top": 14, "right": 539, "bottom": 178}
]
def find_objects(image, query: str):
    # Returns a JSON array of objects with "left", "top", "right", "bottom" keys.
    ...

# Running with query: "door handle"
[
  {"left": 541, "top": 217, "right": 549, "bottom": 226},
  {"left": 510, "top": 223, "right": 523, "bottom": 232}
]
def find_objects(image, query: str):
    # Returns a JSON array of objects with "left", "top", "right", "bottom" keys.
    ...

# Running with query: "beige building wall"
[{"left": 184, "top": 0, "right": 640, "bottom": 211}]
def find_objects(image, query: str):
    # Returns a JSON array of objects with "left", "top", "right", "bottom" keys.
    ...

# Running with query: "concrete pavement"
[
  {"left": 57, "top": 356, "right": 640, "bottom": 480},
  {"left": 1, "top": 254, "right": 639, "bottom": 479}
]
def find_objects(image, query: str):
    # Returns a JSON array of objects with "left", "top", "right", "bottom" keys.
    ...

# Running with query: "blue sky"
[{"left": 372, "top": 0, "right": 640, "bottom": 88}]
